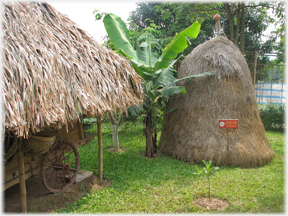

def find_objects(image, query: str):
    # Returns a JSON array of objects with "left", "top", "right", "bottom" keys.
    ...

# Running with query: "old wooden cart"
[{"left": 4, "top": 120, "right": 94, "bottom": 193}]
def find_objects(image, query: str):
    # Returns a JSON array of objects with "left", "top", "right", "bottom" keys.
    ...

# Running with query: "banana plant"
[{"left": 97, "top": 12, "right": 215, "bottom": 157}]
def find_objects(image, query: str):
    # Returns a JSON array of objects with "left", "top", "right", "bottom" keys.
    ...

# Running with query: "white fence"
[{"left": 254, "top": 83, "right": 286, "bottom": 105}]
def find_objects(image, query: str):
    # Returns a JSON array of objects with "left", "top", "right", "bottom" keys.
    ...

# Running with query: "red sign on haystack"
[{"left": 219, "top": 119, "right": 239, "bottom": 129}]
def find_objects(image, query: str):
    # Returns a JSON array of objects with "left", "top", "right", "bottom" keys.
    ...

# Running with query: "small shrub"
[{"left": 258, "top": 103, "right": 285, "bottom": 132}]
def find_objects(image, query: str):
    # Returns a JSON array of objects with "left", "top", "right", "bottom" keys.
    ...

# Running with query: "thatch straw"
[
  {"left": 2, "top": 2, "right": 143, "bottom": 138},
  {"left": 159, "top": 36, "right": 274, "bottom": 168}
]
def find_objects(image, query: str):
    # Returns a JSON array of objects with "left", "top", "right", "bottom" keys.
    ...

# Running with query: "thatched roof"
[
  {"left": 159, "top": 36, "right": 274, "bottom": 168},
  {"left": 2, "top": 2, "right": 143, "bottom": 138}
]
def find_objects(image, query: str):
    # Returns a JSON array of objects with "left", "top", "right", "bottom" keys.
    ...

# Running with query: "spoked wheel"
[{"left": 42, "top": 141, "right": 79, "bottom": 193}]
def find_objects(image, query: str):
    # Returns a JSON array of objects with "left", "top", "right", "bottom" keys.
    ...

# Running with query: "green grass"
[{"left": 56, "top": 121, "right": 285, "bottom": 213}]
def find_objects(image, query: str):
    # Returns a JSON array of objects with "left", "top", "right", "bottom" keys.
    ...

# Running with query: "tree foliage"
[
  {"left": 128, "top": 1, "right": 284, "bottom": 58},
  {"left": 128, "top": 2, "right": 218, "bottom": 58},
  {"left": 271, "top": 2, "right": 286, "bottom": 63}
]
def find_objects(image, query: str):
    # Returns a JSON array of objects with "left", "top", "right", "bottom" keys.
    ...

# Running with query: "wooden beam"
[
  {"left": 97, "top": 115, "right": 103, "bottom": 182},
  {"left": 4, "top": 166, "right": 41, "bottom": 191},
  {"left": 57, "top": 128, "right": 63, "bottom": 142},
  {"left": 72, "top": 134, "right": 95, "bottom": 149},
  {"left": 78, "top": 117, "right": 85, "bottom": 139},
  {"left": 17, "top": 139, "right": 27, "bottom": 213},
  {"left": 5, "top": 160, "right": 39, "bottom": 183}
]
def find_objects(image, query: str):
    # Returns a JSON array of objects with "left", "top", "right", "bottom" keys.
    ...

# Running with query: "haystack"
[
  {"left": 159, "top": 36, "right": 274, "bottom": 168},
  {"left": 2, "top": 2, "right": 143, "bottom": 138}
]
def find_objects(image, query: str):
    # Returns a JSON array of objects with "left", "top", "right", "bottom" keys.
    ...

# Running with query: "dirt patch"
[
  {"left": 141, "top": 152, "right": 163, "bottom": 159},
  {"left": 4, "top": 173, "right": 111, "bottom": 213},
  {"left": 106, "top": 147, "right": 125, "bottom": 153},
  {"left": 193, "top": 197, "right": 229, "bottom": 211}
]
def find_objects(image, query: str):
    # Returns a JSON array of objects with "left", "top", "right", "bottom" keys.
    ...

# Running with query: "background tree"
[
  {"left": 271, "top": 2, "right": 286, "bottom": 64},
  {"left": 129, "top": 2, "right": 219, "bottom": 59},
  {"left": 110, "top": 112, "right": 123, "bottom": 152},
  {"left": 128, "top": 2, "right": 281, "bottom": 56},
  {"left": 221, "top": 2, "right": 283, "bottom": 55}
]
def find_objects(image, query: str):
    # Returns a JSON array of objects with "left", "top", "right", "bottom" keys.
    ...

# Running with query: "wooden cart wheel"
[{"left": 42, "top": 141, "right": 79, "bottom": 193}]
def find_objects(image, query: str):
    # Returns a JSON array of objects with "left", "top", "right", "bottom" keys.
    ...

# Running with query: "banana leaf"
[
  {"left": 137, "top": 34, "right": 159, "bottom": 66},
  {"left": 154, "top": 22, "right": 201, "bottom": 71},
  {"left": 103, "top": 13, "right": 139, "bottom": 61}
]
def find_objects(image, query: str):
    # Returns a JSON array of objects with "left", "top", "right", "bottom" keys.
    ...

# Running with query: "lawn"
[{"left": 56, "top": 121, "right": 285, "bottom": 213}]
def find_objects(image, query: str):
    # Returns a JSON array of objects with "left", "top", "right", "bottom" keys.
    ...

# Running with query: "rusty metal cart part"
[{"left": 42, "top": 141, "right": 79, "bottom": 193}]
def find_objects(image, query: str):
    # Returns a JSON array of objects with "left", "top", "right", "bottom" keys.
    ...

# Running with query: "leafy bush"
[
  {"left": 258, "top": 103, "right": 285, "bottom": 131},
  {"left": 83, "top": 118, "right": 97, "bottom": 124}
]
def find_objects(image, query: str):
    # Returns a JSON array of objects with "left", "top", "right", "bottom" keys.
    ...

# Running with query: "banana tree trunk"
[
  {"left": 153, "top": 126, "right": 157, "bottom": 153},
  {"left": 145, "top": 110, "right": 156, "bottom": 157}
]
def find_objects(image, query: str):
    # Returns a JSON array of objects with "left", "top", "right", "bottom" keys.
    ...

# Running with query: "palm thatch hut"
[
  {"left": 159, "top": 36, "right": 274, "bottom": 168},
  {"left": 2, "top": 1, "right": 143, "bottom": 211},
  {"left": 2, "top": 2, "right": 143, "bottom": 138}
]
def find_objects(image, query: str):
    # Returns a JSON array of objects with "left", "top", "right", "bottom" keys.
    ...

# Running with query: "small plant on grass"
[
  {"left": 194, "top": 160, "right": 219, "bottom": 202},
  {"left": 80, "top": 184, "right": 85, "bottom": 194}
]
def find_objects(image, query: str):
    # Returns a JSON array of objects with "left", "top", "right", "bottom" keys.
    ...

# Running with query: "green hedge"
[{"left": 258, "top": 103, "right": 285, "bottom": 132}]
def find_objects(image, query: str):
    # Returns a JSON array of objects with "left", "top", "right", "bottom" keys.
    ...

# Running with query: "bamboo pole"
[
  {"left": 252, "top": 51, "right": 258, "bottom": 84},
  {"left": 17, "top": 139, "right": 27, "bottom": 213},
  {"left": 97, "top": 115, "right": 103, "bottom": 182},
  {"left": 240, "top": 3, "right": 245, "bottom": 54}
]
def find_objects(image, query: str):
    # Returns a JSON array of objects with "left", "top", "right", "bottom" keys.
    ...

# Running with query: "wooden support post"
[
  {"left": 57, "top": 129, "right": 63, "bottom": 142},
  {"left": 97, "top": 115, "right": 103, "bottom": 182},
  {"left": 78, "top": 115, "right": 85, "bottom": 139},
  {"left": 17, "top": 139, "right": 27, "bottom": 213},
  {"left": 252, "top": 51, "right": 258, "bottom": 84}
]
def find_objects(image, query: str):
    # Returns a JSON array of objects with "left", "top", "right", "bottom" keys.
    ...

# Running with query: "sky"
[
  {"left": 46, "top": 1, "right": 139, "bottom": 43},
  {"left": 46, "top": 0, "right": 278, "bottom": 44}
]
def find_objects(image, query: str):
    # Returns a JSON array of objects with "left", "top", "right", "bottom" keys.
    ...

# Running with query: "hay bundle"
[{"left": 159, "top": 36, "right": 274, "bottom": 168}]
